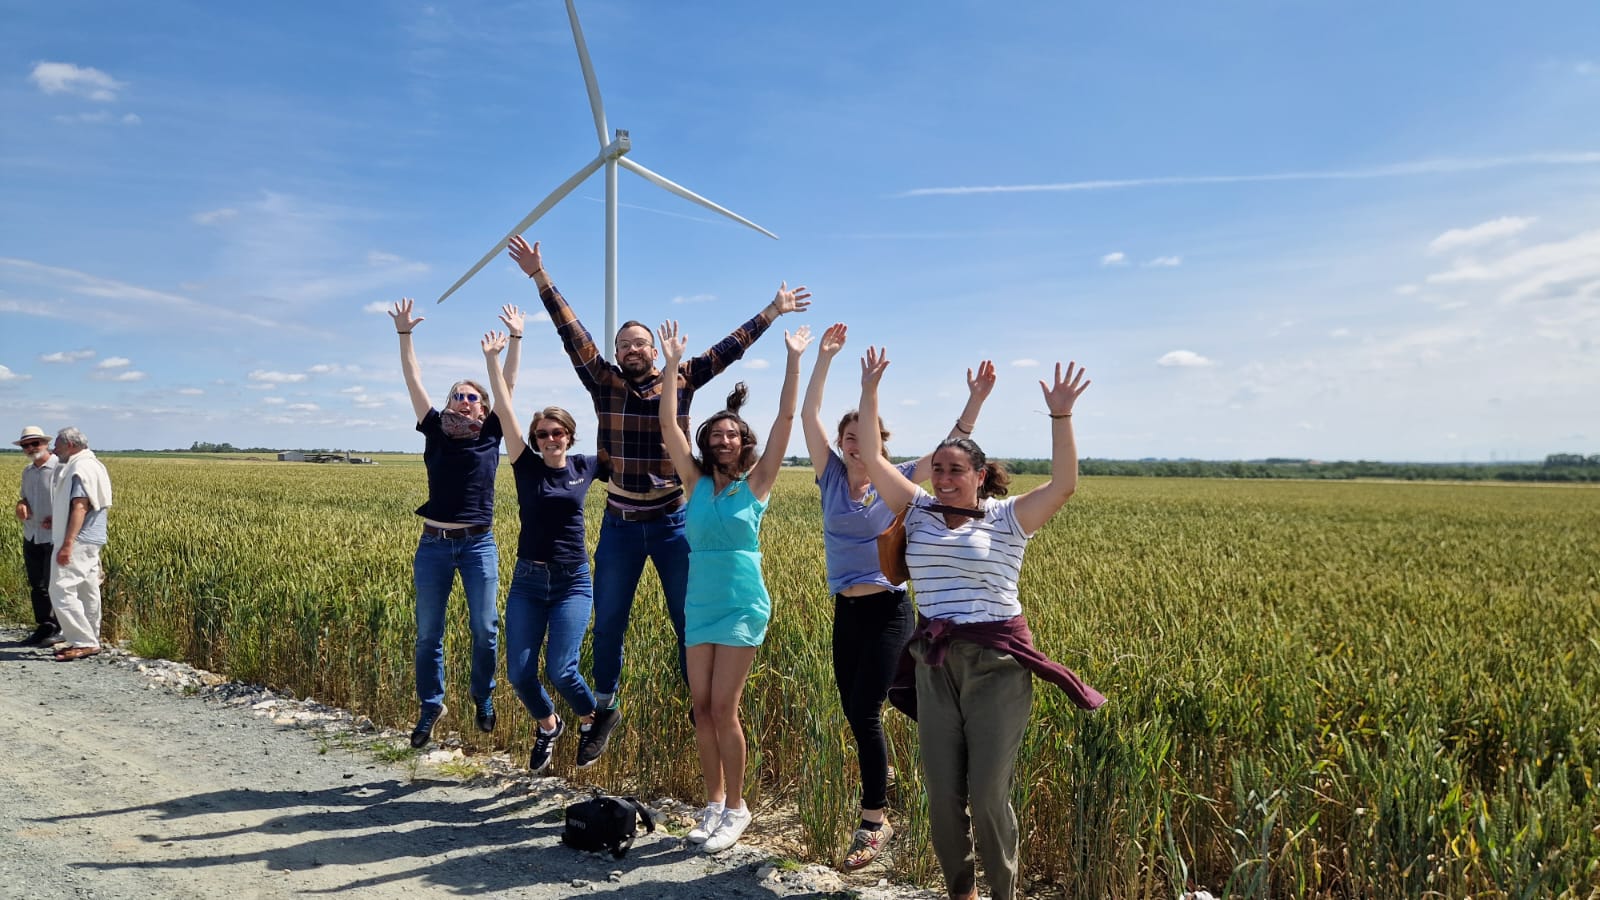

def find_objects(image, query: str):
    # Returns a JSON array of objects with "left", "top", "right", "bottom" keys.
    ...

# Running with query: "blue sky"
[{"left": 3, "top": 1, "right": 1598, "bottom": 461}]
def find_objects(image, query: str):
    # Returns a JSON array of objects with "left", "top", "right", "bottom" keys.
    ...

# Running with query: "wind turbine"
[{"left": 435, "top": 0, "right": 778, "bottom": 348}]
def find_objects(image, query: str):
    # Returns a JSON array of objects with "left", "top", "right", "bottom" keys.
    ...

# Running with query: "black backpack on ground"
[{"left": 561, "top": 794, "right": 656, "bottom": 859}]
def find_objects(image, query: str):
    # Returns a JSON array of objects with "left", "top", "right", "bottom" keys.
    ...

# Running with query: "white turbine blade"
[
  {"left": 618, "top": 157, "right": 779, "bottom": 239},
  {"left": 436, "top": 154, "right": 607, "bottom": 304},
  {"left": 565, "top": 0, "right": 609, "bottom": 149}
]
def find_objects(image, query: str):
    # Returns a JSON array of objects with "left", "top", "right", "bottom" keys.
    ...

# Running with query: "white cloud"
[
  {"left": 0, "top": 257, "right": 287, "bottom": 330},
  {"left": 40, "top": 349, "right": 95, "bottom": 364},
  {"left": 287, "top": 403, "right": 320, "bottom": 412},
  {"left": 742, "top": 358, "right": 770, "bottom": 370},
  {"left": 672, "top": 293, "right": 716, "bottom": 304},
  {"left": 96, "top": 370, "right": 147, "bottom": 382},
  {"left": 1157, "top": 350, "right": 1215, "bottom": 368},
  {"left": 367, "top": 251, "right": 403, "bottom": 266},
  {"left": 307, "top": 364, "right": 343, "bottom": 375},
  {"left": 1146, "top": 256, "right": 1183, "bottom": 268},
  {"left": 1425, "top": 228, "right": 1600, "bottom": 304},
  {"left": 262, "top": 396, "right": 285, "bottom": 405},
  {"left": 248, "top": 370, "right": 309, "bottom": 383},
  {"left": 339, "top": 385, "right": 365, "bottom": 394},
  {"left": 1429, "top": 216, "right": 1535, "bottom": 254},
  {"left": 193, "top": 208, "right": 239, "bottom": 226},
  {"left": 177, "top": 388, "right": 204, "bottom": 396},
  {"left": 1099, "top": 252, "right": 1126, "bottom": 267},
  {"left": 531, "top": 310, "right": 551, "bottom": 322},
  {"left": 363, "top": 301, "right": 392, "bottom": 314},
  {"left": 247, "top": 383, "right": 277, "bottom": 391},
  {"left": 1011, "top": 358, "right": 1040, "bottom": 368},
  {"left": 96, "top": 356, "right": 132, "bottom": 369},
  {"left": 29, "top": 62, "right": 125, "bottom": 101},
  {"left": 0, "top": 365, "right": 31, "bottom": 383}
]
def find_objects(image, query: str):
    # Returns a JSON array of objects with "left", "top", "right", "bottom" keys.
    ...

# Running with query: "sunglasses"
[
  {"left": 452, "top": 392, "right": 481, "bottom": 403},
  {"left": 21, "top": 441, "right": 47, "bottom": 449},
  {"left": 534, "top": 428, "right": 568, "bottom": 440}
]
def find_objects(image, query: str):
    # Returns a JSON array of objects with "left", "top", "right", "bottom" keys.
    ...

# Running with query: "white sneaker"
[
  {"left": 703, "top": 804, "right": 753, "bottom": 852},
  {"left": 687, "top": 801, "right": 724, "bottom": 843}
]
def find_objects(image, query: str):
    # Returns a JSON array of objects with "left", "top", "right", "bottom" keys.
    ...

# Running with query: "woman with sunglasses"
[
  {"left": 390, "top": 298, "right": 523, "bottom": 749},
  {"left": 799, "top": 323, "right": 995, "bottom": 871},
  {"left": 481, "top": 330, "right": 610, "bottom": 773}
]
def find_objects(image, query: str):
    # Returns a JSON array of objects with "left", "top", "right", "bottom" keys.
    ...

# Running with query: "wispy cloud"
[
  {"left": 672, "top": 293, "right": 716, "bottom": 304},
  {"left": 193, "top": 208, "right": 239, "bottom": 226},
  {"left": 363, "top": 301, "right": 392, "bottom": 314},
  {"left": 29, "top": 62, "right": 125, "bottom": 101},
  {"left": 1146, "top": 256, "right": 1182, "bottom": 268},
  {"left": 1428, "top": 216, "right": 1535, "bottom": 254},
  {"left": 94, "top": 369, "right": 147, "bottom": 382},
  {"left": 898, "top": 153, "right": 1600, "bottom": 197},
  {"left": 40, "top": 349, "right": 95, "bottom": 364},
  {"left": 0, "top": 258, "right": 287, "bottom": 329},
  {"left": 248, "top": 370, "right": 309, "bottom": 384},
  {"left": 177, "top": 387, "right": 204, "bottom": 396},
  {"left": 1011, "top": 358, "right": 1040, "bottom": 368},
  {"left": 1099, "top": 252, "right": 1126, "bottom": 267},
  {"left": 96, "top": 357, "right": 131, "bottom": 369},
  {"left": 0, "top": 365, "right": 32, "bottom": 383},
  {"left": 742, "top": 358, "right": 770, "bottom": 370},
  {"left": 1157, "top": 350, "right": 1215, "bottom": 368}
]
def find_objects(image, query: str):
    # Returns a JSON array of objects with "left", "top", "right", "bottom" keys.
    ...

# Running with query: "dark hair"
[
  {"left": 934, "top": 437, "right": 1011, "bottom": 499},
  {"left": 694, "top": 382, "right": 758, "bottom": 477},
  {"left": 615, "top": 321, "right": 652, "bottom": 343},
  {"left": 835, "top": 410, "right": 892, "bottom": 461},
  {"left": 528, "top": 406, "right": 578, "bottom": 449}
]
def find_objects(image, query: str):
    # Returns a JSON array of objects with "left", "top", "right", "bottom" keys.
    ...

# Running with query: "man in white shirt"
[
  {"left": 13, "top": 425, "right": 59, "bottom": 646},
  {"left": 48, "top": 427, "right": 113, "bottom": 661}
]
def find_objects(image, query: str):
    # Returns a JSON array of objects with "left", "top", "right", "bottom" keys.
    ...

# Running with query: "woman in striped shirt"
[{"left": 856, "top": 346, "right": 1100, "bottom": 900}]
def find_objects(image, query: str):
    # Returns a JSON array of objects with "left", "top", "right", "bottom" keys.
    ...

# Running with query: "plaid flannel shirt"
[{"left": 537, "top": 281, "right": 772, "bottom": 500}]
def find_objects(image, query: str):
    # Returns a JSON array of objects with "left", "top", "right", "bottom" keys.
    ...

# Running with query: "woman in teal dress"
[{"left": 658, "top": 316, "right": 812, "bottom": 853}]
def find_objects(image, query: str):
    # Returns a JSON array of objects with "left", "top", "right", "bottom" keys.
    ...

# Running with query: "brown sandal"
[{"left": 54, "top": 646, "right": 101, "bottom": 661}]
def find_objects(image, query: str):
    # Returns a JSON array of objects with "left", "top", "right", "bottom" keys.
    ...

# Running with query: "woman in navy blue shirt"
[
  {"left": 391, "top": 299, "right": 522, "bottom": 749},
  {"left": 482, "top": 330, "right": 609, "bottom": 773}
]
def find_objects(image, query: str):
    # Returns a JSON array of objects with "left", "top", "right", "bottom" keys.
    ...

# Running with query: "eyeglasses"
[
  {"left": 614, "top": 339, "right": 652, "bottom": 352},
  {"left": 534, "top": 428, "right": 568, "bottom": 440},
  {"left": 452, "top": 392, "right": 481, "bottom": 403}
]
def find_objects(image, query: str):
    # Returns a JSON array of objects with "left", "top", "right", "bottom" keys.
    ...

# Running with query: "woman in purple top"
[
  {"left": 482, "top": 331, "right": 609, "bottom": 774},
  {"left": 390, "top": 298, "right": 523, "bottom": 749},
  {"left": 799, "top": 322, "right": 995, "bottom": 871}
]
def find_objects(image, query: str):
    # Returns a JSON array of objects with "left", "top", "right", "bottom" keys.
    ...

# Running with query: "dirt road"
[{"left": 0, "top": 627, "right": 936, "bottom": 900}]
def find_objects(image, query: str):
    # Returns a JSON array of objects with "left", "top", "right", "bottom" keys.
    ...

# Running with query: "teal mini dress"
[{"left": 684, "top": 476, "right": 771, "bottom": 647}]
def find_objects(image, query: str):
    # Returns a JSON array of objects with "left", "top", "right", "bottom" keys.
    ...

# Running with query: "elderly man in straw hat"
[
  {"left": 47, "top": 426, "right": 113, "bottom": 661},
  {"left": 13, "top": 425, "right": 60, "bottom": 646}
]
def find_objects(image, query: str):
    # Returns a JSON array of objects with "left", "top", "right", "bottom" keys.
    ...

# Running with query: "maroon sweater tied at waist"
[{"left": 887, "top": 614, "right": 1107, "bottom": 721}]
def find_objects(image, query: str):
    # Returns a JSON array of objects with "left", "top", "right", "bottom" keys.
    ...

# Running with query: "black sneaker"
[
  {"left": 410, "top": 703, "right": 446, "bottom": 749},
  {"left": 20, "top": 624, "right": 58, "bottom": 647},
  {"left": 575, "top": 705, "right": 620, "bottom": 769},
  {"left": 473, "top": 695, "right": 496, "bottom": 733},
  {"left": 529, "top": 716, "right": 564, "bottom": 773}
]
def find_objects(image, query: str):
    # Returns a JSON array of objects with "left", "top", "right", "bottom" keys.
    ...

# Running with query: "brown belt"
[{"left": 422, "top": 524, "right": 491, "bottom": 539}]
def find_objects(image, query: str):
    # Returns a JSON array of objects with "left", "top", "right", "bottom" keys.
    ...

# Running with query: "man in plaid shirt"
[{"left": 508, "top": 235, "right": 810, "bottom": 768}]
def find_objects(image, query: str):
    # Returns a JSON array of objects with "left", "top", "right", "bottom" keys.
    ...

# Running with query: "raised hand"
[
  {"left": 1041, "top": 361, "right": 1091, "bottom": 415},
  {"left": 482, "top": 331, "right": 509, "bottom": 356},
  {"left": 784, "top": 324, "right": 814, "bottom": 356},
  {"left": 860, "top": 346, "right": 890, "bottom": 389},
  {"left": 390, "top": 298, "right": 424, "bottom": 333},
  {"left": 967, "top": 359, "right": 997, "bottom": 401},
  {"left": 817, "top": 322, "right": 847, "bottom": 357},
  {"left": 770, "top": 281, "right": 813, "bottom": 316},
  {"left": 507, "top": 236, "right": 543, "bottom": 277},
  {"left": 657, "top": 320, "right": 687, "bottom": 367},
  {"left": 499, "top": 304, "right": 525, "bottom": 337}
]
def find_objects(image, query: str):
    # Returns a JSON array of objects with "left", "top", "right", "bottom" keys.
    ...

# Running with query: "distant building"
[{"left": 278, "top": 451, "right": 306, "bottom": 462}]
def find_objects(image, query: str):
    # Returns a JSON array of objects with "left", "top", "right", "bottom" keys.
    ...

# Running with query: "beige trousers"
[
  {"left": 911, "top": 637, "right": 1033, "bottom": 900},
  {"left": 49, "top": 542, "right": 104, "bottom": 649}
]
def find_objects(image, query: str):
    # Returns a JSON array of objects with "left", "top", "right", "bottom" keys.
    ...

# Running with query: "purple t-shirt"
[
  {"left": 817, "top": 452, "right": 920, "bottom": 594},
  {"left": 415, "top": 408, "right": 503, "bottom": 526},
  {"left": 510, "top": 452, "right": 608, "bottom": 565}
]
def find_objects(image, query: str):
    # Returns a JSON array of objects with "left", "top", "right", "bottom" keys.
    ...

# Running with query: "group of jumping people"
[{"left": 390, "top": 235, "right": 1103, "bottom": 900}]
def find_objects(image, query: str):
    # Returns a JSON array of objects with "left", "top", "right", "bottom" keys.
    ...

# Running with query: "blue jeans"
[
  {"left": 590, "top": 509, "right": 690, "bottom": 697},
  {"left": 413, "top": 531, "right": 499, "bottom": 709},
  {"left": 506, "top": 558, "right": 597, "bottom": 720}
]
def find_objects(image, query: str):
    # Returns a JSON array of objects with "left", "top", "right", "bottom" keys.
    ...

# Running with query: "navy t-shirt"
[
  {"left": 511, "top": 451, "right": 608, "bottom": 565},
  {"left": 415, "top": 408, "right": 503, "bottom": 526}
]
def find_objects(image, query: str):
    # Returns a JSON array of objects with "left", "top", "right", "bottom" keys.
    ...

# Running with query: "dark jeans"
[
  {"left": 22, "top": 539, "right": 56, "bottom": 628},
  {"left": 831, "top": 587, "right": 915, "bottom": 812},
  {"left": 590, "top": 509, "right": 690, "bottom": 697},
  {"left": 505, "top": 558, "right": 597, "bottom": 720}
]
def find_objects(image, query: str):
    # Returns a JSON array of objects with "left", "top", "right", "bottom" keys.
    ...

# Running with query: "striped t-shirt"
[{"left": 904, "top": 490, "right": 1034, "bottom": 624}]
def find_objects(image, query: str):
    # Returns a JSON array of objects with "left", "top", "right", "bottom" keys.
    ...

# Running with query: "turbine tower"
[{"left": 435, "top": 0, "right": 778, "bottom": 348}]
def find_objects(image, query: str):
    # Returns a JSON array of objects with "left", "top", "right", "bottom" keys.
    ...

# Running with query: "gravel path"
[{"left": 0, "top": 626, "right": 940, "bottom": 900}]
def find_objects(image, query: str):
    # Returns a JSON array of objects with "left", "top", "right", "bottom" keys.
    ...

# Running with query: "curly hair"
[{"left": 694, "top": 383, "right": 759, "bottom": 477}]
